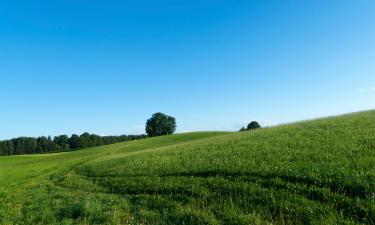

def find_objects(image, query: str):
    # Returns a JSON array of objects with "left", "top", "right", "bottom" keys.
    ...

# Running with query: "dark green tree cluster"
[
  {"left": 239, "top": 121, "right": 261, "bottom": 132},
  {"left": 0, "top": 133, "right": 146, "bottom": 156},
  {"left": 146, "top": 112, "right": 176, "bottom": 137}
]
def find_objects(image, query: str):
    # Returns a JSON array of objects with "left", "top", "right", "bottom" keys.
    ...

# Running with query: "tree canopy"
[
  {"left": 146, "top": 112, "right": 176, "bottom": 137},
  {"left": 247, "top": 121, "right": 261, "bottom": 130},
  {"left": 0, "top": 133, "right": 146, "bottom": 156},
  {"left": 239, "top": 121, "right": 262, "bottom": 132}
]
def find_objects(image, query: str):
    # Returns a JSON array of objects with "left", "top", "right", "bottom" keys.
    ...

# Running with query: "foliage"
[
  {"left": 146, "top": 112, "right": 177, "bottom": 137},
  {"left": 247, "top": 121, "right": 261, "bottom": 130},
  {"left": 0, "top": 133, "right": 146, "bottom": 156},
  {"left": 0, "top": 111, "right": 374, "bottom": 224}
]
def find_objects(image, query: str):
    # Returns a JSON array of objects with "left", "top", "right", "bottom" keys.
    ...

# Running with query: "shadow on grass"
[{"left": 74, "top": 170, "right": 374, "bottom": 224}]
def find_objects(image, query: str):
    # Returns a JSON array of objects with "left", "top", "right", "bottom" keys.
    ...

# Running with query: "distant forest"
[{"left": 0, "top": 133, "right": 146, "bottom": 156}]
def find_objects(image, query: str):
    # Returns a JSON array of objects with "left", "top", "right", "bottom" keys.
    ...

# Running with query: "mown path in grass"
[{"left": 1, "top": 111, "right": 375, "bottom": 225}]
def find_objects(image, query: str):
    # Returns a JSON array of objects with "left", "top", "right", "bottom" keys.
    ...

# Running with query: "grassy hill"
[{"left": 0, "top": 111, "right": 374, "bottom": 225}]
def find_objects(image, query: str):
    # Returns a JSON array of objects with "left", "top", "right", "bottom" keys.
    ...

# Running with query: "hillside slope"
[{"left": 0, "top": 111, "right": 374, "bottom": 225}]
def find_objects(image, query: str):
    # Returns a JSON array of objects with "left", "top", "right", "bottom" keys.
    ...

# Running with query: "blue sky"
[{"left": 1, "top": 0, "right": 375, "bottom": 139}]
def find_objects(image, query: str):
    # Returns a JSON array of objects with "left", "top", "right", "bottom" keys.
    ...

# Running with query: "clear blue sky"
[{"left": 1, "top": 0, "right": 375, "bottom": 139}]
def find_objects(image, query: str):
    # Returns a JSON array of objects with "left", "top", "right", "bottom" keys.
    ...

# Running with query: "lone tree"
[
  {"left": 146, "top": 112, "right": 176, "bottom": 137},
  {"left": 247, "top": 121, "right": 261, "bottom": 130}
]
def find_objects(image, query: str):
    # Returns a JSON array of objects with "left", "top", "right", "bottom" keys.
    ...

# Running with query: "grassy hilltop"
[{"left": 0, "top": 111, "right": 374, "bottom": 225}]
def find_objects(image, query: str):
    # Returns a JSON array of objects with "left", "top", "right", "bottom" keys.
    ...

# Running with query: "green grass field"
[{"left": 1, "top": 111, "right": 374, "bottom": 225}]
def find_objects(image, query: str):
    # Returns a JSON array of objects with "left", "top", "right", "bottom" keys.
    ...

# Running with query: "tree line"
[
  {"left": 0, "top": 132, "right": 146, "bottom": 156},
  {"left": 1, "top": 112, "right": 262, "bottom": 156},
  {"left": 0, "top": 112, "right": 176, "bottom": 156}
]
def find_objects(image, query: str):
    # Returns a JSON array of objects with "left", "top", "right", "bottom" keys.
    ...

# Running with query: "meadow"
[{"left": 0, "top": 111, "right": 374, "bottom": 224}]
